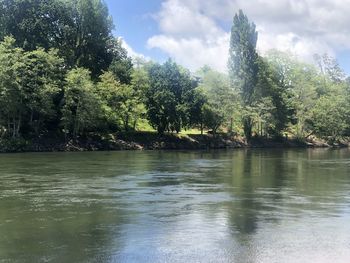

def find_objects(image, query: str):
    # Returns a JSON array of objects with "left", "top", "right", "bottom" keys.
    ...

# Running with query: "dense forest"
[{"left": 0, "top": 0, "right": 349, "bottom": 145}]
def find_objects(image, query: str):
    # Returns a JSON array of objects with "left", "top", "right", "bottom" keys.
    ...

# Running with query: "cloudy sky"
[{"left": 106, "top": 0, "right": 350, "bottom": 74}]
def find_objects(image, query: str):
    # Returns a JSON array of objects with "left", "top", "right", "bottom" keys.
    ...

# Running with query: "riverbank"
[{"left": 0, "top": 132, "right": 345, "bottom": 153}]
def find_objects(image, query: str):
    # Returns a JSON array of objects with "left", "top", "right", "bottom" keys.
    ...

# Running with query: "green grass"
[
  {"left": 135, "top": 119, "right": 205, "bottom": 135},
  {"left": 135, "top": 119, "right": 155, "bottom": 132},
  {"left": 180, "top": 128, "right": 203, "bottom": 135}
]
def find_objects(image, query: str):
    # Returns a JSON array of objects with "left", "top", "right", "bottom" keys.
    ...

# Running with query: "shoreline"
[{"left": 0, "top": 132, "right": 346, "bottom": 153}]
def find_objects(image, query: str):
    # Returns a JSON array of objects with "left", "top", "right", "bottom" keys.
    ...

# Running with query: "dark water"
[{"left": 0, "top": 149, "right": 350, "bottom": 263}]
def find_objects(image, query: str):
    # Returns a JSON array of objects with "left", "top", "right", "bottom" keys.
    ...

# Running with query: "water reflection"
[{"left": 0, "top": 149, "right": 350, "bottom": 262}]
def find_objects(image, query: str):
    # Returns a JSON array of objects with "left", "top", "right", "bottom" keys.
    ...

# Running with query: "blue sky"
[
  {"left": 105, "top": 0, "right": 167, "bottom": 62},
  {"left": 105, "top": 0, "right": 350, "bottom": 75}
]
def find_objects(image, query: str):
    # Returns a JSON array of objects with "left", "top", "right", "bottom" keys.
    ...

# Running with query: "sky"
[{"left": 106, "top": 0, "right": 350, "bottom": 74}]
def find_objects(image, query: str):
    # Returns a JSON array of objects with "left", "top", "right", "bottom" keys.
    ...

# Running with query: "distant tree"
[
  {"left": 228, "top": 10, "right": 259, "bottom": 140},
  {"left": 187, "top": 88, "right": 207, "bottom": 134},
  {"left": 258, "top": 53, "right": 294, "bottom": 136},
  {"left": 314, "top": 53, "right": 345, "bottom": 84},
  {"left": 265, "top": 51, "right": 323, "bottom": 139},
  {"left": 129, "top": 68, "right": 150, "bottom": 129},
  {"left": 311, "top": 95, "right": 349, "bottom": 141},
  {"left": 196, "top": 67, "right": 239, "bottom": 134},
  {"left": 109, "top": 38, "right": 134, "bottom": 84},
  {"left": 247, "top": 97, "right": 276, "bottom": 137},
  {"left": 202, "top": 104, "right": 225, "bottom": 135}
]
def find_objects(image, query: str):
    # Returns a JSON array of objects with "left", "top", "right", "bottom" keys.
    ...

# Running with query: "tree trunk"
[
  {"left": 124, "top": 114, "right": 129, "bottom": 132},
  {"left": 16, "top": 116, "right": 21, "bottom": 138},
  {"left": 243, "top": 116, "right": 253, "bottom": 141}
]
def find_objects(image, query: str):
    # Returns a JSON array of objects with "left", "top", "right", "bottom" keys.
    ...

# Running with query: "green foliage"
[
  {"left": 186, "top": 87, "right": 207, "bottom": 134},
  {"left": 109, "top": 38, "right": 134, "bottom": 84},
  {"left": 265, "top": 51, "right": 319, "bottom": 138},
  {"left": 96, "top": 71, "right": 122, "bottom": 129},
  {"left": 258, "top": 54, "right": 294, "bottom": 136},
  {"left": 314, "top": 53, "right": 345, "bottom": 84},
  {"left": 228, "top": 10, "right": 259, "bottom": 140},
  {"left": 62, "top": 68, "right": 101, "bottom": 137},
  {"left": 229, "top": 10, "right": 258, "bottom": 105},
  {"left": 0, "top": 37, "right": 24, "bottom": 138},
  {"left": 0, "top": 0, "right": 69, "bottom": 50},
  {"left": 0, "top": 37, "right": 64, "bottom": 137},
  {"left": 145, "top": 59, "right": 195, "bottom": 134},
  {"left": 18, "top": 48, "right": 64, "bottom": 134},
  {"left": 1, "top": 0, "right": 115, "bottom": 78},
  {"left": 128, "top": 68, "right": 150, "bottom": 129},
  {"left": 245, "top": 97, "right": 276, "bottom": 137},
  {"left": 311, "top": 95, "right": 349, "bottom": 141},
  {"left": 196, "top": 67, "right": 240, "bottom": 134},
  {"left": 66, "top": 0, "right": 115, "bottom": 78},
  {"left": 202, "top": 104, "right": 224, "bottom": 135},
  {"left": 1, "top": 4, "right": 350, "bottom": 144},
  {"left": 97, "top": 69, "right": 148, "bottom": 132}
]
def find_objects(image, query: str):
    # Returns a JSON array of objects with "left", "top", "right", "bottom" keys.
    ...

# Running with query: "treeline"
[
  {"left": 228, "top": 11, "right": 350, "bottom": 142},
  {"left": 0, "top": 1, "right": 349, "bottom": 143}
]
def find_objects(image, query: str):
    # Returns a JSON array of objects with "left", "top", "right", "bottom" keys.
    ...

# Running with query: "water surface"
[{"left": 1, "top": 149, "right": 350, "bottom": 262}]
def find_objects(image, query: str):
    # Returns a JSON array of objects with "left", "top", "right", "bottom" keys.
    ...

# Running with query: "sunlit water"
[{"left": 1, "top": 149, "right": 350, "bottom": 262}]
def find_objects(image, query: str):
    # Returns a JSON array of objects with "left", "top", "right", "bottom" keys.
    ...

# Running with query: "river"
[{"left": 0, "top": 149, "right": 350, "bottom": 262}]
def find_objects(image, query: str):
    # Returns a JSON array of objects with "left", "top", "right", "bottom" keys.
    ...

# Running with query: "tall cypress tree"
[{"left": 228, "top": 10, "right": 259, "bottom": 140}]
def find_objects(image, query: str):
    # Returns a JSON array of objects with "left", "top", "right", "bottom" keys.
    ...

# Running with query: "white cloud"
[
  {"left": 147, "top": 0, "right": 350, "bottom": 72},
  {"left": 119, "top": 38, "right": 151, "bottom": 61},
  {"left": 148, "top": 34, "right": 229, "bottom": 72},
  {"left": 155, "top": 0, "right": 224, "bottom": 38},
  {"left": 256, "top": 28, "right": 335, "bottom": 61}
]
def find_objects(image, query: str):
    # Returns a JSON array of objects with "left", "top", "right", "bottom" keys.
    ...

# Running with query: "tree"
[
  {"left": 0, "top": 0, "right": 69, "bottom": 50},
  {"left": 259, "top": 53, "right": 294, "bottom": 136},
  {"left": 228, "top": 10, "right": 259, "bottom": 140},
  {"left": 128, "top": 68, "right": 150, "bottom": 130},
  {"left": 61, "top": 0, "right": 115, "bottom": 78},
  {"left": 187, "top": 87, "right": 207, "bottom": 134},
  {"left": 0, "top": 37, "right": 64, "bottom": 138},
  {"left": 96, "top": 71, "right": 123, "bottom": 130},
  {"left": 291, "top": 65, "right": 320, "bottom": 139},
  {"left": 117, "top": 84, "right": 140, "bottom": 131},
  {"left": 97, "top": 69, "right": 148, "bottom": 132},
  {"left": 246, "top": 97, "right": 276, "bottom": 137},
  {"left": 264, "top": 51, "right": 325, "bottom": 139},
  {"left": 202, "top": 104, "right": 225, "bottom": 135},
  {"left": 311, "top": 95, "right": 349, "bottom": 141},
  {"left": 196, "top": 67, "right": 239, "bottom": 134},
  {"left": 61, "top": 68, "right": 100, "bottom": 138},
  {"left": 0, "top": 37, "right": 25, "bottom": 138},
  {"left": 109, "top": 38, "right": 134, "bottom": 84},
  {"left": 314, "top": 53, "right": 345, "bottom": 84},
  {"left": 1, "top": 0, "right": 115, "bottom": 78},
  {"left": 145, "top": 59, "right": 195, "bottom": 134},
  {"left": 18, "top": 48, "right": 64, "bottom": 135}
]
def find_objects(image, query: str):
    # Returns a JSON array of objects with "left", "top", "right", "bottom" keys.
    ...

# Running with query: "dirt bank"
[{"left": 0, "top": 132, "right": 344, "bottom": 153}]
